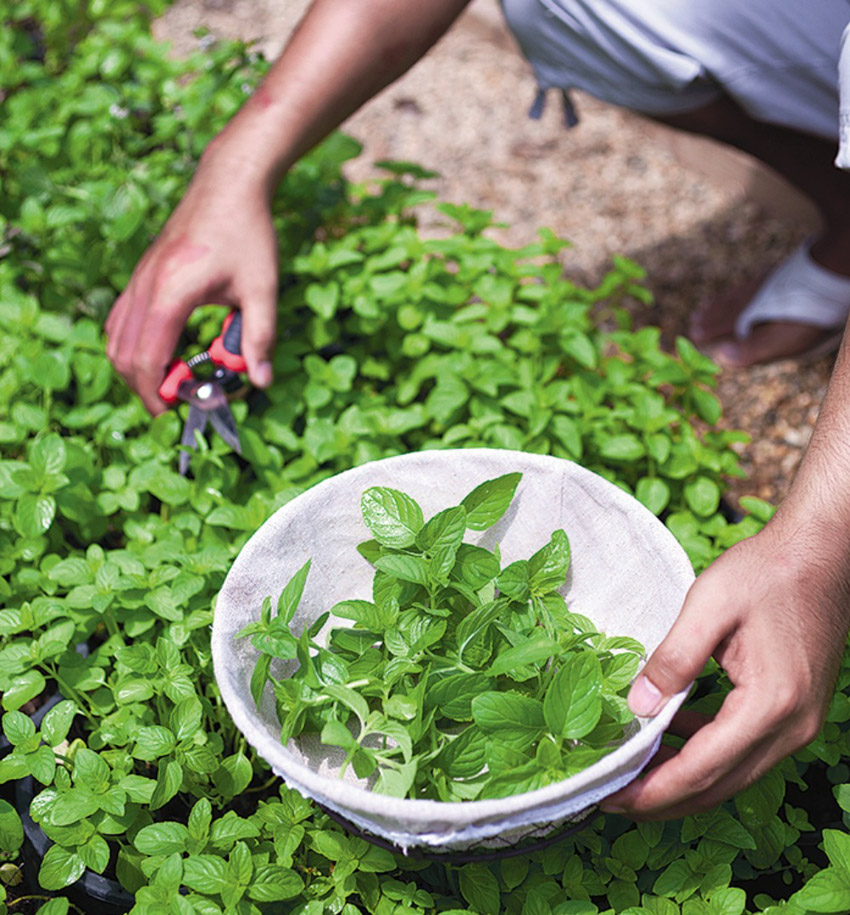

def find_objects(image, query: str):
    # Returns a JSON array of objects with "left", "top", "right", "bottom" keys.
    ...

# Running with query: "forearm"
[
  {"left": 206, "top": 0, "right": 472, "bottom": 194},
  {"left": 773, "top": 330, "right": 850, "bottom": 561}
]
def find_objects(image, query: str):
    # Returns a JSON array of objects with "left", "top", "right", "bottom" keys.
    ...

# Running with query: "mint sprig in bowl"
[{"left": 212, "top": 449, "right": 694, "bottom": 853}]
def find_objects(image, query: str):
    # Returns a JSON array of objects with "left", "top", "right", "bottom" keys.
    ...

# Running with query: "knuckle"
[
  {"left": 648, "top": 643, "right": 693, "bottom": 692},
  {"left": 132, "top": 351, "right": 161, "bottom": 377},
  {"left": 687, "top": 768, "right": 724, "bottom": 799},
  {"left": 768, "top": 686, "right": 801, "bottom": 724},
  {"left": 110, "top": 351, "right": 133, "bottom": 379},
  {"left": 792, "top": 711, "right": 824, "bottom": 748}
]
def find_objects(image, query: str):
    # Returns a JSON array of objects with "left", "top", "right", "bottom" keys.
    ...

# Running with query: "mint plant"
[
  {"left": 241, "top": 474, "right": 645, "bottom": 801},
  {"left": 1, "top": 1, "right": 849, "bottom": 913}
]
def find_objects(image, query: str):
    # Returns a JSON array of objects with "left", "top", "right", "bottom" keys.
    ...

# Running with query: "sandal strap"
[{"left": 735, "top": 239, "right": 850, "bottom": 340}]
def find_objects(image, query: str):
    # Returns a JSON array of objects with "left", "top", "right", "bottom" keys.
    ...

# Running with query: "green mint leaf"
[
  {"left": 684, "top": 475, "right": 721, "bottom": 517},
  {"left": 213, "top": 753, "right": 254, "bottom": 799},
  {"left": 455, "top": 600, "right": 504, "bottom": 662},
  {"left": 183, "top": 854, "right": 227, "bottom": 894},
  {"left": 278, "top": 559, "right": 311, "bottom": 623},
  {"left": 488, "top": 635, "right": 559, "bottom": 678},
  {"left": 30, "top": 744, "right": 57, "bottom": 786},
  {"left": 636, "top": 476, "right": 671, "bottom": 515},
  {"left": 321, "top": 719, "right": 356, "bottom": 752},
  {"left": 2, "top": 670, "right": 47, "bottom": 712},
  {"left": 0, "top": 799, "right": 24, "bottom": 855},
  {"left": 187, "top": 798, "right": 212, "bottom": 845},
  {"left": 496, "top": 559, "right": 530, "bottom": 602},
  {"left": 374, "top": 760, "right": 418, "bottom": 799},
  {"left": 425, "top": 673, "right": 493, "bottom": 721},
  {"left": 247, "top": 863, "right": 305, "bottom": 902},
  {"left": 251, "top": 627, "right": 298, "bottom": 660},
  {"left": 249, "top": 654, "right": 273, "bottom": 707},
  {"left": 2, "top": 710, "right": 36, "bottom": 746},
  {"left": 356, "top": 538, "right": 384, "bottom": 564},
  {"left": 528, "top": 529, "right": 570, "bottom": 594},
  {"left": 331, "top": 599, "right": 397, "bottom": 631},
  {"left": 460, "top": 472, "right": 522, "bottom": 531},
  {"left": 323, "top": 684, "right": 371, "bottom": 726},
  {"left": 601, "top": 652, "right": 641, "bottom": 692},
  {"left": 459, "top": 863, "right": 501, "bottom": 914},
  {"left": 133, "top": 726, "right": 177, "bottom": 761},
  {"left": 150, "top": 760, "right": 183, "bottom": 811},
  {"left": 361, "top": 486, "right": 424, "bottom": 548},
  {"left": 73, "top": 748, "right": 111, "bottom": 794},
  {"left": 450, "top": 544, "right": 501, "bottom": 590},
  {"left": 436, "top": 725, "right": 487, "bottom": 778},
  {"left": 47, "top": 787, "right": 100, "bottom": 827},
  {"left": 170, "top": 697, "right": 203, "bottom": 742},
  {"left": 478, "top": 760, "right": 547, "bottom": 800},
  {"left": 543, "top": 651, "right": 603, "bottom": 739},
  {"left": 471, "top": 691, "right": 545, "bottom": 734},
  {"left": 40, "top": 700, "right": 78, "bottom": 748},
  {"left": 415, "top": 505, "right": 467, "bottom": 554},
  {"left": 134, "top": 822, "right": 191, "bottom": 856},
  {"left": 792, "top": 867, "right": 850, "bottom": 913},
  {"left": 38, "top": 844, "right": 86, "bottom": 891},
  {"left": 14, "top": 492, "right": 56, "bottom": 537},
  {"left": 79, "top": 834, "right": 110, "bottom": 873},
  {"left": 373, "top": 553, "right": 429, "bottom": 585}
]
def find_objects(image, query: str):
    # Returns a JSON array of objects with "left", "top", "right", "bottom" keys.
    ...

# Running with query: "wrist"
[
  {"left": 756, "top": 508, "right": 850, "bottom": 626},
  {"left": 198, "top": 122, "right": 291, "bottom": 202}
]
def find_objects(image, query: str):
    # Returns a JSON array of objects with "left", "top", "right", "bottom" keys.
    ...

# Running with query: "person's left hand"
[{"left": 600, "top": 517, "right": 850, "bottom": 820}]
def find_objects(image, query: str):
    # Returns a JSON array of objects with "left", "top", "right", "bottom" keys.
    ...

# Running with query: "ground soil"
[{"left": 154, "top": 0, "right": 836, "bottom": 509}]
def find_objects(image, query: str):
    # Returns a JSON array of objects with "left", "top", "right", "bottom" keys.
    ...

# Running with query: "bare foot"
[
  {"left": 707, "top": 322, "right": 842, "bottom": 368},
  {"left": 688, "top": 276, "right": 764, "bottom": 346},
  {"left": 689, "top": 260, "right": 845, "bottom": 368}
]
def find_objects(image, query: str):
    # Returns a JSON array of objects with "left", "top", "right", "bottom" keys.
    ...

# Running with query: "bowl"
[{"left": 212, "top": 449, "right": 694, "bottom": 852}]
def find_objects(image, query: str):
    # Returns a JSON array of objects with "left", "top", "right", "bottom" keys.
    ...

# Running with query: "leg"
[{"left": 654, "top": 95, "right": 850, "bottom": 365}]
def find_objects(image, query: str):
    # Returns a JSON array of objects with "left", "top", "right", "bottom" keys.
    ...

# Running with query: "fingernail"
[
  {"left": 628, "top": 675, "right": 663, "bottom": 717},
  {"left": 254, "top": 361, "right": 273, "bottom": 389}
]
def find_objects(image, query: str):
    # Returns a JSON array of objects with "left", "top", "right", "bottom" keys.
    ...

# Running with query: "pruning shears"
[{"left": 158, "top": 310, "right": 247, "bottom": 475}]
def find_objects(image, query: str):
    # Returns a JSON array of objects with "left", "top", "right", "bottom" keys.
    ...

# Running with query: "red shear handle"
[
  {"left": 208, "top": 311, "right": 247, "bottom": 374},
  {"left": 158, "top": 360, "right": 193, "bottom": 405}
]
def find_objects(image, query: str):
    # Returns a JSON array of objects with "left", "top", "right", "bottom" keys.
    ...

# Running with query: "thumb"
[
  {"left": 628, "top": 579, "right": 734, "bottom": 717},
  {"left": 239, "top": 287, "right": 277, "bottom": 389}
]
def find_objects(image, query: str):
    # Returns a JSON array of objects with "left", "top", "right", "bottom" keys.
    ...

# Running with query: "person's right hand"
[{"left": 105, "top": 150, "right": 279, "bottom": 414}]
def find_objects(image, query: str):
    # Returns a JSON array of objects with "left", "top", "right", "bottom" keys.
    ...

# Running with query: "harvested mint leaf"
[
  {"left": 242, "top": 473, "right": 645, "bottom": 800},
  {"left": 361, "top": 487, "right": 424, "bottom": 548},
  {"left": 460, "top": 472, "right": 522, "bottom": 531}
]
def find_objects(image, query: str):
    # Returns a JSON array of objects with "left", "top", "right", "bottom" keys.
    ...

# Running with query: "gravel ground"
[{"left": 154, "top": 0, "right": 835, "bottom": 508}]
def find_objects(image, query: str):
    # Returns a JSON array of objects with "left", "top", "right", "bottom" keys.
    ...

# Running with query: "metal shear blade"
[{"left": 177, "top": 379, "right": 242, "bottom": 475}]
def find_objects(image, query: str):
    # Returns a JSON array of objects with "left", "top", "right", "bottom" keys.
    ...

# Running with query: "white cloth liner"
[{"left": 212, "top": 450, "right": 694, "bottom": 852}]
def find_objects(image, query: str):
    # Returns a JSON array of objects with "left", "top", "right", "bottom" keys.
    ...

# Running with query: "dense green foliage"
[
  {"left": 2, "top": 2, "right": 850, "bottom": 914},
  {"left": 246, "top": 475, "right": 645, "bottom": 801}
]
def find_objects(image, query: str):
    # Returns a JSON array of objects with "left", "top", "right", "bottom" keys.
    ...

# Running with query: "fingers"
[
  {"left": 238, "top": 282, "right": 278, "bottom": 390},
  {"left": 134, "top": 297, "right": 197, "bottom": 415},
  {"left": 603, "top": 649, "right": 827, "bottom": 819},
  {"left": 627, "top": 575, "right": 735, "bottom": 718},
  {"left": 604, "top": 716, "right": 785, "bottom": 820},
  {"left": 106, "top": 275, "right": 197, "bottom": 416},
  {"left": 602, "top": 689, "right": 765, "bottom": 819}
]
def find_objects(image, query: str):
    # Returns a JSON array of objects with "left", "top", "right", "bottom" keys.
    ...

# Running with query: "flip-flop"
[{"left": 715, "top": 238, "right": 850, "bottom": 364}]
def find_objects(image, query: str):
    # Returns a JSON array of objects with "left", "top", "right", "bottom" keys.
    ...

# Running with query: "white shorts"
[{"left": 501, "top": 0, "right": 850, "bottom": 147}]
